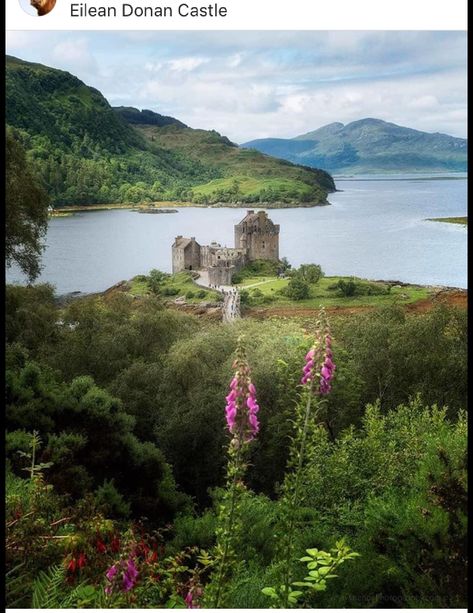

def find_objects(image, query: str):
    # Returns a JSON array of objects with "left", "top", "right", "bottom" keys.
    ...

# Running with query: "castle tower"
[
  {"left": 234, "top": 210, "right": 279, "bottom": 261},
  {"left": 172, "top": 236, "right": 201, "bottom": 273}
]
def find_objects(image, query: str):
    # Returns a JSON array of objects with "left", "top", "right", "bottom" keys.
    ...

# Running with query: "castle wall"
[{"left": 208, "top": 265, "right": 235, "bottom": 286}]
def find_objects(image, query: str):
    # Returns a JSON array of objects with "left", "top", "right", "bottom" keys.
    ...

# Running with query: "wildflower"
[
  {"left": 225, "top": 339, "right": 260, "bottom": 444},
  {"left": 122, "top": 558, "right": 139, "bottom": 592},
  {"left": 301, "top": 314, "right": 336, "bottom": 395},
  {"left": 185, "top": 586, "right": 203, "bottom": 609},
  {"left": 110, "top": 535, "right": 120, "bottom": 552},
  {"left": 105, "top": 557, "right": 139, "bottom": 595},
  {"left": 96, "top": 539, "right": 107, "bottom": 554},
  {"left": 77, "top": 552, "right": 87, "bottom": 569},
  {"left": 67, "top": 557, "right": 76, "bottom": 573},
  {"left": 106, "top": 564, "right": 118, "bottom": 581},
  {"left": 185, "top": 591, "right": 194, "bottom": 608}
]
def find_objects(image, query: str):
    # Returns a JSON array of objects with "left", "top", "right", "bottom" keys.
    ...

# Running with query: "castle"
[{"left": 172, "top": 210, "right": 280, "bottom": 285}]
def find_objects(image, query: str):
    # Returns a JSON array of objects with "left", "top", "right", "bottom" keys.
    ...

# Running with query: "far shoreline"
[{"left": 50, "top": 200, "right": 332, "bottom": 214}]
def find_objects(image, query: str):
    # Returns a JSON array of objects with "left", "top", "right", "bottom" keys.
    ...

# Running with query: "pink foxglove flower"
[
  {"left": 225, "top": 340, "right": 260, "bottom": 444},
  {"left": 301, "top": 312, "right": 336, "bottom": 395},
  {"left": 105, "top": 557, "right": 139, "bottom": 595}
]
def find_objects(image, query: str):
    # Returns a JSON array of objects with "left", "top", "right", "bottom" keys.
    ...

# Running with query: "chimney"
[
  {"left": 191, "top": 236, "right": 196, "bottom": 241},
  {"left": 247, "top": 210, "right": 254, "bottom": 215}
]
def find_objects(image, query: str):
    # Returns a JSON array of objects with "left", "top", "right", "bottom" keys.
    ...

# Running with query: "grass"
[
  {"left": 427, "top": 216, "right": 467, "bottom": 226},
  {"left": 191, "top": 175, "right": 315, "bottom": 201},
  {"left": 237, "top": 275, "right": 431, "bottom": 308},
  {"left": 127, "top": 272, "right": 220, "bottom": 304},
  {"left": 126, "top": 271, "right": 431, "bottom": 311}
]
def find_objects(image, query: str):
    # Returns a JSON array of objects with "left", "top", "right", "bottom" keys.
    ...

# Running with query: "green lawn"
[
  {"left": 127, "top": 271, "right": 431, "bottom": 310},
  {"left": 237, "top": 275, "right": 431, "bottom": 308}
]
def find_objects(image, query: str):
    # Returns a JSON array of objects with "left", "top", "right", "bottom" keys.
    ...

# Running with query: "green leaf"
[{"left": 262, "top": 587, "right": 277, "bottom": 597}]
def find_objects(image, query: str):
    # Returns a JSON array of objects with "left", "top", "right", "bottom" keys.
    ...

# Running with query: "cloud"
[
  {"left": 5, "top": 31, "right": 467, "bottom": 141},
  {"left": 167, "top": 56, "right": 209, "bottom": 72}
]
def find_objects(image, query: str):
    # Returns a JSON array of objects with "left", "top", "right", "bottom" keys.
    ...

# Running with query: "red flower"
[
  {"left": 77, "top": 553, "right": 87, "bottom": 569},
  {"left": 96, "top": 539, "right": 107, "bottom": 554},
  {"left": 111, "top": 536, "right": 120, "bottom": 552},
  {"left": 67, "top": 558, "right": 76, "bottom": 573},
  {"left": 147, "top": 550, "right": 158, "bottom": 564}
]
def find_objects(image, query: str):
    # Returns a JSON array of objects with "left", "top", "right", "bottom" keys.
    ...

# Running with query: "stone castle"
[{"left": 172, "top": 210, "right": 280, "bottom": 285}]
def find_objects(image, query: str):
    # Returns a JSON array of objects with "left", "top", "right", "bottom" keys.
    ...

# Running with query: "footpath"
[{"left": 196, "top": 270, "right": 241, "bottom": 322}]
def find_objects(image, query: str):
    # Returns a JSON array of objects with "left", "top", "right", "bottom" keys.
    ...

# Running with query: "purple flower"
[
  {"left": 122, "top": 558, "right": 138, "bottom": 592},
  {"left": 301, "top": 314, "right": 336, "bottom": 395},
  {"left": 105, "top": 557, "right": 139, "bottom": 596},
  {"left": 225, "top": 341, "right": 260, "bottom": 444},
  {"left": 106, "top": 565, "right": 118, "bottom": 581}
]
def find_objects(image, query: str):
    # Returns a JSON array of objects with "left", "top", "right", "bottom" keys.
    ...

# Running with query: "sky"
[{"left": 5, "top": 31, "right": 467, "bottom": 143}]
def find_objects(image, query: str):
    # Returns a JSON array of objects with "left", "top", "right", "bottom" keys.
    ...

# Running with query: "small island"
[
  {"left": 136, "top": 208, "right": 178, "bottom": 214},
  {"left": 427, "top": 216, "right": 467, "bottom": 225}
]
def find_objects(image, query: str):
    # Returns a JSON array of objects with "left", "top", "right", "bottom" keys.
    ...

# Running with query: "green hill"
[
  {"left": 5, "top": 55, "right": 334, "bottom": 207},
  {"left": 242, "top": 118, "right": 467, "bottom": 174}
]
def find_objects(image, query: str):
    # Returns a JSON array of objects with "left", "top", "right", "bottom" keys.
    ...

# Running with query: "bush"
[
  {"left": 185, "top": 291, "right": 195, "bottom": 299},
  {"left": 285, "top": 277, "right": 310, "bottom": 300},
  {"left": 337, "top": 278, "right": 357, "bottom": 297},
  {"left": 196, "top": 290, "right": 207, "bottom": 299},
  {"left": 162, "top": 287, "right": 179, "bottom": 296}
]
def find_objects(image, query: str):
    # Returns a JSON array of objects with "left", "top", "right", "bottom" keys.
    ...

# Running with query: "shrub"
[
  {"left": 162, "top": 287, "right": 179, "bottom": 296},
  {"left": 285, "top": 277, "right": 310, "bottom": 300},
  {"left": 337, "top": 278, "right": 357, "bottom": 297}
]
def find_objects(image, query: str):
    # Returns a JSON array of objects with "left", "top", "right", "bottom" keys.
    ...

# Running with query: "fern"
[
  {"left": 6, "top": 562, "right": 31, "bottom": 608},
  {"left": 31, "top": 565, "right": 67, "bottom": 608},
  {"left": 31, "top": 565, "right": 100, "bottom": 608}
]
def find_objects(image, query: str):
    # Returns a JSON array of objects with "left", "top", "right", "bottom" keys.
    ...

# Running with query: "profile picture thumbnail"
[{"left": 19, "top": 0, "right": 57, "bottom": 16}]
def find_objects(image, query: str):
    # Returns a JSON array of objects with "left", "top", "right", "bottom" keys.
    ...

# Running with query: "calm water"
[{"left": 6, "top": 176, "right": 468, "bottom": 293}]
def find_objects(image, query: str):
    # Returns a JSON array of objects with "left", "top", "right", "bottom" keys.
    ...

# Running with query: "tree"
[
  {"left": 6, "top": 130, "right": 50, "bottom": 281},
  {"left": 297, "top": 264, "right": 324, "bottom": 284}
]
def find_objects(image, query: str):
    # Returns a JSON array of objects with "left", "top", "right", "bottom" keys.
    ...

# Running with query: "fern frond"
[{"left": 31, "top": 564, "right": 67, "bottom": 608}]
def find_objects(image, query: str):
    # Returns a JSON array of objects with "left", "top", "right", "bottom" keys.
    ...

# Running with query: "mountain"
[
  {"left": 242, "top": 118, "right": 467, "bottom": 174},
  {"left": 5, "top": 55, "right": 334, "bottom": 207}
]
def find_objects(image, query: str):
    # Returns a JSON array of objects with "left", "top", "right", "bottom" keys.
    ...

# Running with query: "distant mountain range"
[
  {"left": 242, "top": 119, "right": 467, "bottom": 174},
  {"left": 5, "top": 55, "right": 334, "bottom": 207}
]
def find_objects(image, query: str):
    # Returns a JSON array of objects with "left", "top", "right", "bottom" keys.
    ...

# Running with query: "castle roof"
[
  {"left": 173, "top": 236, "right": 199, "bottom": 249},
  {"left": 235, "top": 210, "right": 279, "bottom": 233}
]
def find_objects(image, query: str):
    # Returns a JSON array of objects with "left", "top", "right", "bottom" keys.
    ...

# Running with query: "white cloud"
[
  {"left": 6, "top": 31, "right": 467, "bottom": 141},
  {"left": 167, "top": 57, "right": 209, "bottom": 72}
]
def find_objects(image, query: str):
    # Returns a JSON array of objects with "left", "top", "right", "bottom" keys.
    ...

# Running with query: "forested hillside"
[{"left": 6, "top": 55, "right": 334, "bottom": 206}]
